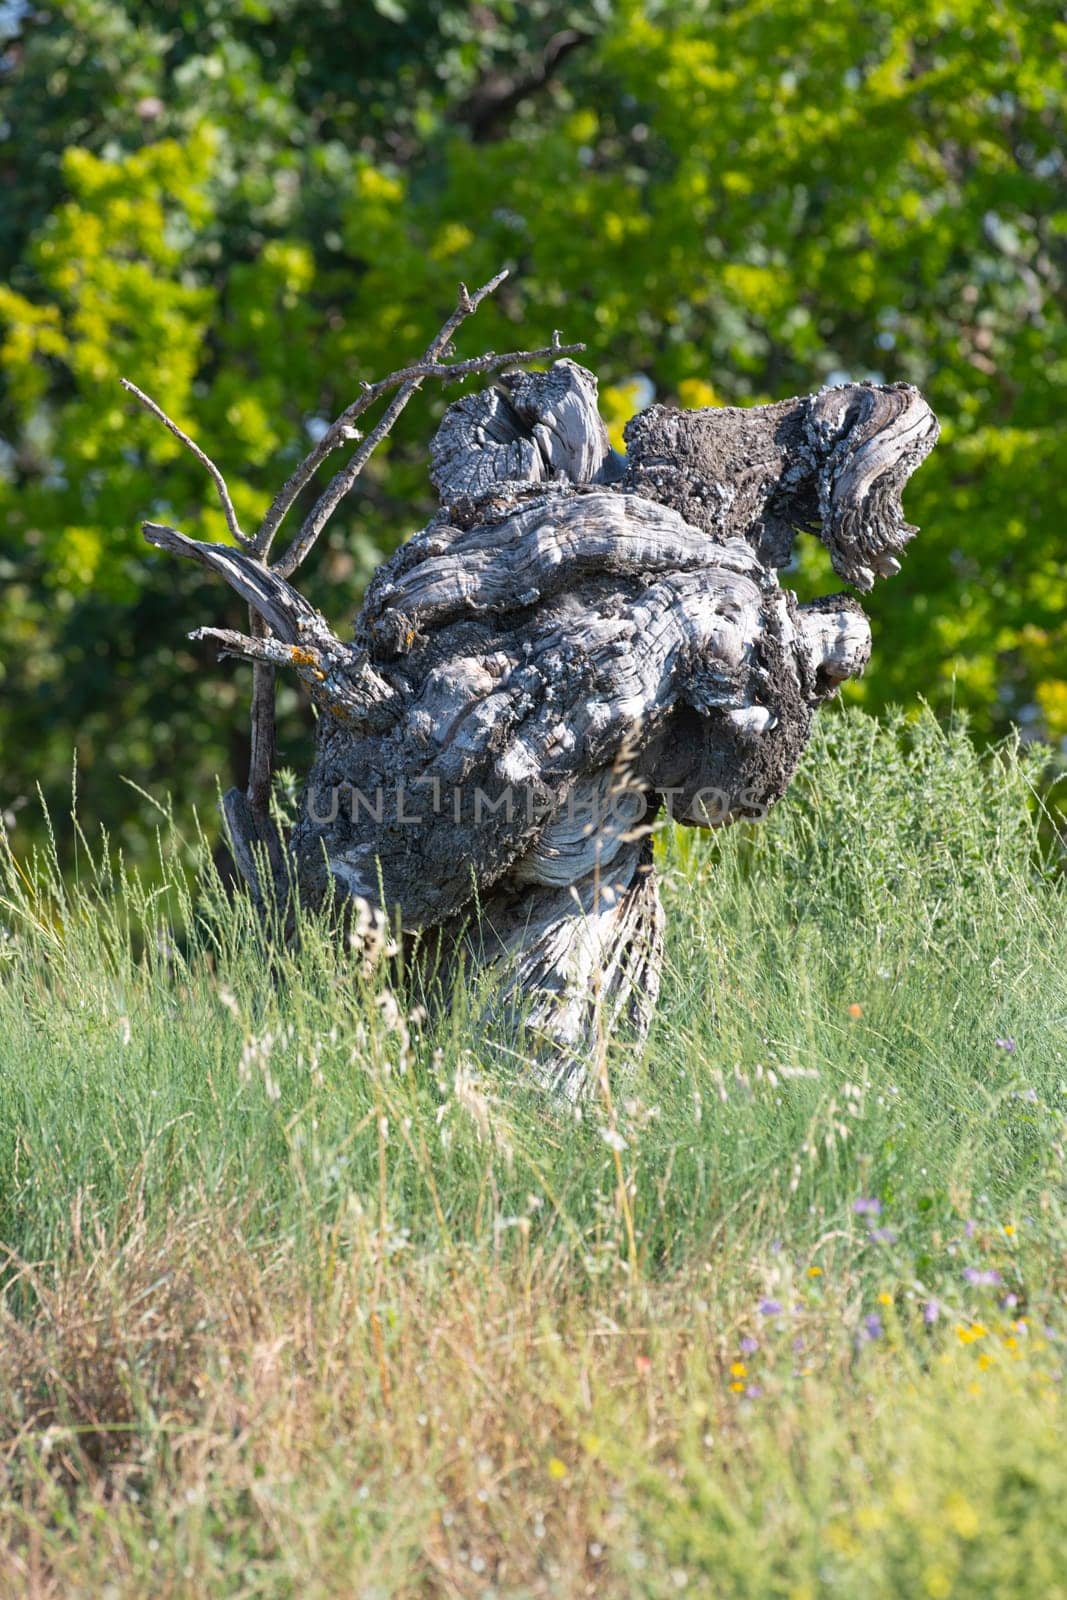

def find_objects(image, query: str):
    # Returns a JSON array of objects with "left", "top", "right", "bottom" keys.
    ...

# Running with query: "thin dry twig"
[
  {"left": 268, "top": 272, "right": 513, "bottom": 577},
  {"left": 272, "top": 271, "right": 581, "bottom": 578},
  {"left": 120, "top": 379, "right": 251, "bottom": 551},
  {"left": 253, "top": 330, "right": 583, "bottom": 561},
  {"left": 189, "top": 627, "right": 302, "bottom": 666}
]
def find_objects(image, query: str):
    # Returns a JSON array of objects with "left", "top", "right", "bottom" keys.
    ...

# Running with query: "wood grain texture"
[
  {"left": 144, "top": 355, "right": 937, "bottom": 1097},
  {"left": 623, "top": 380, "right": 938, "bottom": 590}
]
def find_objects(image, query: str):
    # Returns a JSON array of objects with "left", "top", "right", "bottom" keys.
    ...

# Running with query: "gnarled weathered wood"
[
  {"left": 623, "top": 380, "right": 938, "bottom": 590},
  {"left": 429, "top": 358, "right": 621, "bottom": 510},
  {"left": 135, "top": 303, "right": 938, "bottom": 1099}
]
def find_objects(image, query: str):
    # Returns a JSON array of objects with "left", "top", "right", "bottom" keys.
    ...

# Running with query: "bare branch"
[
  {"left": 247, "top": 610, "right": 276, "bottom": 815},
  {"left": 253, "top": 337, "right": 585, "bottom": 561},
  {"left": 191, "top": 626, "right": 302, "bottom": 667},
  {"left": 459, "top": 27, "right": 593, "bottom": 142},
  {"left": 272, "top": 269, "right": 566, "bottom": 579},
  {"left": 142, "top": 522, "right": 328, "bottom": 643},
  {"left": 121, "top": 379, "right": 252, "bottom": 551},
  {"left": 269, "top": 271, "right": 509, "bottom": 574}
]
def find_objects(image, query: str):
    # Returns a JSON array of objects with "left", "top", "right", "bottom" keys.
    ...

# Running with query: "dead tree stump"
[{"left": 131, "top": 275, "right": 938, "bottom": 1098}]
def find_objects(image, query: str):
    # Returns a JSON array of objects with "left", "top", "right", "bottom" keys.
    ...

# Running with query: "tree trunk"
[{"left": 132, "top": 307, "right": 938, "bottom": 1098}]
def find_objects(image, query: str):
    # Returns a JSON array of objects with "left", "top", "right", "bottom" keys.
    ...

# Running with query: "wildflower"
[
  {"left": 878, "top": 1292, "right": 893, "bottom": 1307},
  {"left": 963, "top": 1268, "right": 1001, "bottom": 1287},
  {"left": 861, "top": 1313, "right": 883, "bottom": 1341},
  {"left": 994, "top": 1037, "right": 1016, "bottom": 1053},
  {"left": 547, "top": 1457, "right": 568, "bottom": 1481},
  {"left": 852, "top": 1197, "right": 882, "bottom": 1217},
  {"left": 869, "top": 1227, "right": 898, "bottom": 1244},
  {"left": 956, "top": 1323, "right": 988, "bottom": 1344},
  {"left": 807, "top": 1265, "right": 823, "bottom": 1278},
  {"left": 944, "top": 1495, "right": 980, "bottom": 1540},
  {"left": 758, "top": 1298, "right": 783, "bottom": 1316},
  {"left": 1003, "top": 1224, "right": 1016, "bottom": 1237},
  {"left": 739, "top": 1336, "right": 759, "bottom": 1356},
  {"left": 744, "top": 1384, "right": 763, "bottom": 1399},
  {"left": 923, "top": 1299, "right": 940, "bottom": 1325},
  {"left": 729, "top": 1381, "right": 745, "bottom": 1393},
  {"left": 847, "top": 1003, "right": 864, "bottom": 1019},
  {"left": 635, "top": 1355, "right": 652, "bottom": 1375},
  {"left": 730, "top": 1362, "right": 747, "bottom": 1378}
]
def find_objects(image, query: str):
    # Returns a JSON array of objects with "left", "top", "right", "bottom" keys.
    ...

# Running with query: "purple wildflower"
[
  {"left": 740, "top": 1336, "right": 759, "bottom": 1356},
  {"left": 852, "top": 1197, "right": 882, "bottom": 1217},
  {"left": 744, "top": 1384, "right": 763, "bottom": 1399},
  {"left": 923, "top": 1299, "right": 940, "bottom": 1325},
  {"left": 792, "top": 1335, "right": 805, "bottom": 1353},
  {"left": 964, "top": 1219, "right": 977, "bottom": 1238},
  {"left": 869, "top": 1227, "right": 898, "bottom": 1245},
  {"left": 963, "top": 1267, "right": 1001, "bottom": 1287},
  {"left": 758, "top": 1298, "right": 783, "bottom": 1316},
  {"left": 861, "top": 1314, "right": 883, "bottom": 1341},
  {"left": 995, "top": 1037, "right": 1016, "bottom": 1053}
]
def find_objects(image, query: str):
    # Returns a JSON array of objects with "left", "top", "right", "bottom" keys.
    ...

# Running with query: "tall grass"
[{"left": 0, "top": 708, "right": 1064, "bottom": 1598}]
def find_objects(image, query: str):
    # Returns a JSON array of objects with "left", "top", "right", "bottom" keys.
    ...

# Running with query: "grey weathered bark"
[{"left": 129, "top": 279, "right": 938, "bottom": 1099}]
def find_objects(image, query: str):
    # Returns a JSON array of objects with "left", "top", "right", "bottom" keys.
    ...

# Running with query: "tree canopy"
[{"left": 1, "top": 0, "right": 1065, "bottom": 857}]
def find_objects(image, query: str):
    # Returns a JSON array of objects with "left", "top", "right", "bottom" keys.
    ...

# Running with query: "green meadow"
[{"left": 1, "top": 708, "right": 1063, "bottom": 1598}]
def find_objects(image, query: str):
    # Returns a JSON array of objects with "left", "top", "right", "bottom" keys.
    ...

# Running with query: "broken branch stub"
[{"left": 137, "top": 312, "right": 937, "bottom": 1099}]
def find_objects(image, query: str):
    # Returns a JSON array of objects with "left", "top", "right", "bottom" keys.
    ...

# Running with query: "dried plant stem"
[{"left": 120, "top": 379, "right": 251, "bottom": 551}]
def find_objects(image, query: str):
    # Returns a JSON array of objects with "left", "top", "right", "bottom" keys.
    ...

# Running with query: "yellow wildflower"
[{"left": 944, "top": 1493, "right": 980, "bottom": 1539}]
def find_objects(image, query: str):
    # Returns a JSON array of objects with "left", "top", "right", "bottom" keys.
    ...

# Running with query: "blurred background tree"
[{"left": 1, "top": 0, "right": 1064, "bottom": 860}]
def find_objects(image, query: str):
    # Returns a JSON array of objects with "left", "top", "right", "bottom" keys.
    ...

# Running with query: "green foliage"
[
  {"left": 1, "top": 0, "right": 1065, "bottom": 860},
  {"left": 1, "top": 711, "right": 1064, "bottom": 1590}
]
